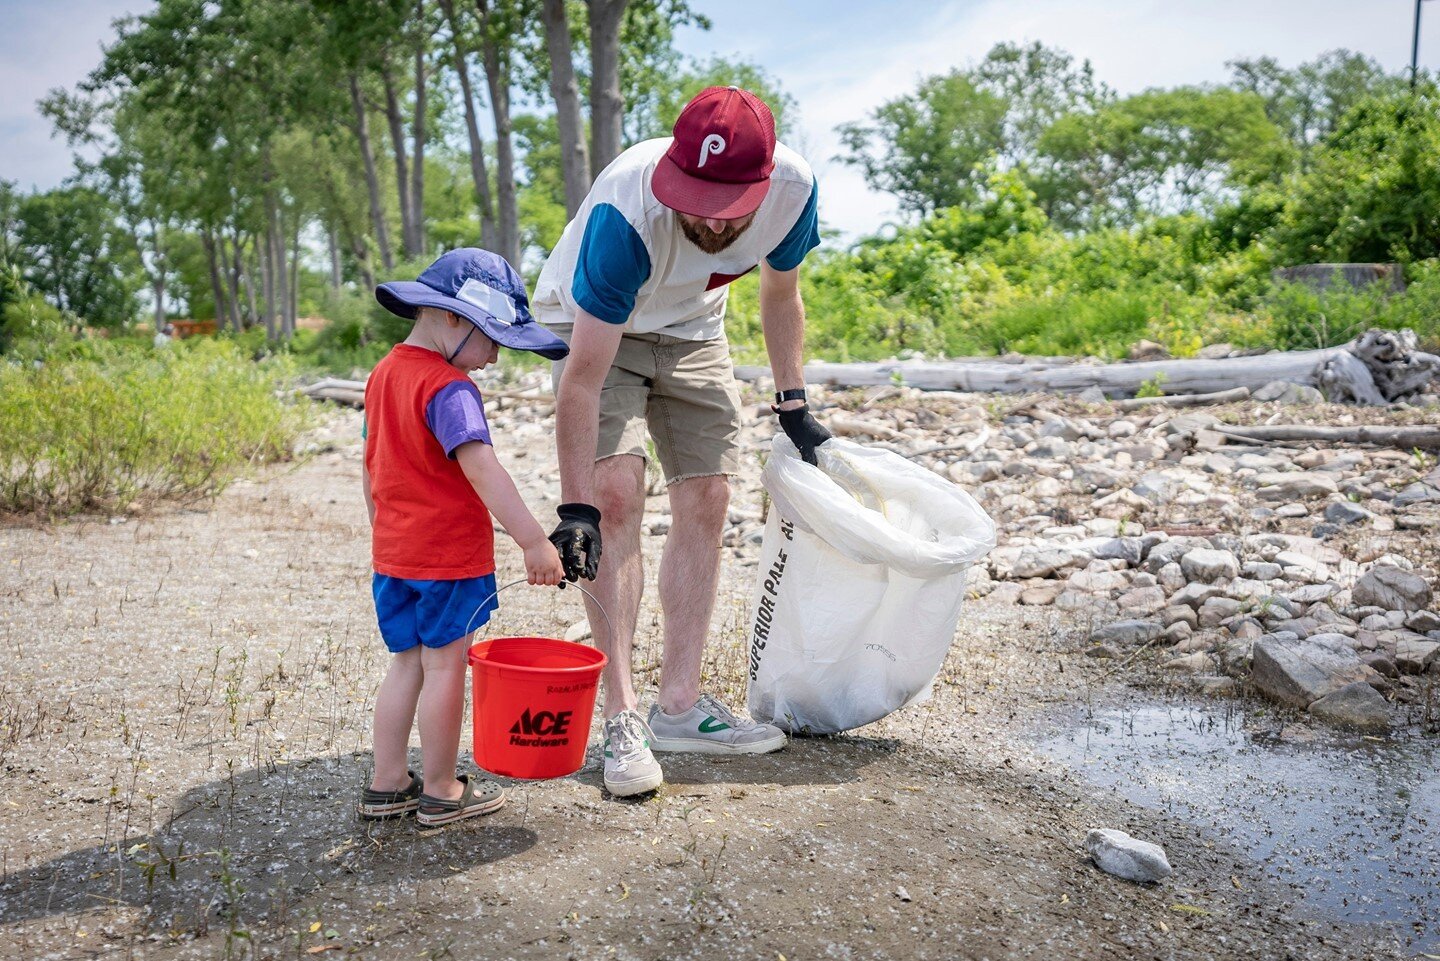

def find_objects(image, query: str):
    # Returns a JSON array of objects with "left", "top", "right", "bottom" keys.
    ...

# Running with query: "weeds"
[{"left": 0, "top": 338, "right": 306, "bottom": 515}]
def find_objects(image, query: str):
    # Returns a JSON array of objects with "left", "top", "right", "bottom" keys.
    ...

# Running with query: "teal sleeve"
[{"left": 766, "top": 178, "right": 821, "bottom": 271}]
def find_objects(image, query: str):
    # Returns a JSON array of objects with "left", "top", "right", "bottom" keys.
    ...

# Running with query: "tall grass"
[{"left": 0, "top": 339, "right": 306, "bottom": 515}]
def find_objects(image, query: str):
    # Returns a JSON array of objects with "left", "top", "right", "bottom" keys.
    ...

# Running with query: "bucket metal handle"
[{"left": 463, "top": 578, "right": 615, "bottom": 643}]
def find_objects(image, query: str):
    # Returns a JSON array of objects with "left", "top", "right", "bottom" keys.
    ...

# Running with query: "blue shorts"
[{"left": 372, "top": 573, "right": 499, "bottom": 653}]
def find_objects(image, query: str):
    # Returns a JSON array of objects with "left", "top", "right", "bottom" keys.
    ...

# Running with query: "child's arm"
[
  {"left": 455, "top": 441, "right": 564, "bottom": 586},
  {"left": 362, "top": 463, "right": 375, "bottom": 525}
]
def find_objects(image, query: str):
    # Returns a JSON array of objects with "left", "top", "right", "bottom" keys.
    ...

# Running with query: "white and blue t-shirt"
[{"left": 532, "top": 137, "right": 820, "bottom": 341}]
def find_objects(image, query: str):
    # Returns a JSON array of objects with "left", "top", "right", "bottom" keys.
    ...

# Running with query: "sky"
[{"left": 4, "top": 0, "right": 1440, "bottom": 241}]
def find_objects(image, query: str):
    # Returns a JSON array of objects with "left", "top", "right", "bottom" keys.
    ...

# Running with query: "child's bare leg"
[
  {"left": 371, "top": 647, "right": 422, "bottom": 791},
  {"left": 418, "top": 636, "right": 471, "bottom": 801}
]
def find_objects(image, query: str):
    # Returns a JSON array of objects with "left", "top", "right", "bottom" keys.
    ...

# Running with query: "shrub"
[{"left": 0, "top": 338, "right": 306, "bottom": 515}]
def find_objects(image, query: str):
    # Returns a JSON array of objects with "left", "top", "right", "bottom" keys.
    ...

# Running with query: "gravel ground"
[{"left": 0, "top": 404, "right": 1411, "bottom": 960}]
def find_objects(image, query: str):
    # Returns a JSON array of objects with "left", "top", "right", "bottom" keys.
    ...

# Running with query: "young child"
[{"left": 358, "top": 248, "right": 569, "bottom": 828}]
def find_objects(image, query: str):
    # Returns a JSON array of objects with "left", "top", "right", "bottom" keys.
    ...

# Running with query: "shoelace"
[
  {"left": 696, "top": 695, "right": 748, "bottom": 730},
  {"left": 608, "top": 713, "right": 651, "bottom": 767}
]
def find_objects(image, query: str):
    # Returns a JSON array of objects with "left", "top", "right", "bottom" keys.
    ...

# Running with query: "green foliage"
[
  {"left": 1274, "top": 84, "right": 1440, "bottom": 264},
  {"left": 1135, "top": 373, "right": 1168, "bottom": 398},
  {"left": 13, "top": 185, "right": 142, "bottom": 328},
  {"left": 0, "top": 338, "right": 305, "bottom": 515},
  {"left": 839, "top": 42, "right": 1108, "bottom": 218}
]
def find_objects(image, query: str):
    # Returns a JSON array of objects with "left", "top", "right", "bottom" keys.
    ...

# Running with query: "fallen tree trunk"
[
  {"left": 735, "top": 347, "right": 1346, "bottom": 396},
  {"left": 1210, "top": 424, "right": 1440, "bottom": 450}
]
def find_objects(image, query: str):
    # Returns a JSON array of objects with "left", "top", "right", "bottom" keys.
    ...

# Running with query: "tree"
[
  {"left": 1274, "top": 86, "right": 1440, "bottom": 264},
  {"left": 624, "top": 55, "right": 794, "bottom": 145},
  {"left": 16, "top": 186, "right": 142, "bottom": 328},
  {"left": 838, "top": 71, "right": 1008, "bottom": 217},
  {"left": 838, "top": 42, "right": 1108, "bottom": 219},
  {"left": 1229, "top": 50, "right": 1397, "bottom": 161},
  {"left": 438, "top": 0, "right": 497, "bottom": 249},
  {"left": 588, "top": 0, "right": 629, "bottom": 172},
  {"left": 1035, "top": 87, "right": 1289, "bottom": 228},
  {"left": 540, "top": 0, "right": 591, "bottom": 216}
]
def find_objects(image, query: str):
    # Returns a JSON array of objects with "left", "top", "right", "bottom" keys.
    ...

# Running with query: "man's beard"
[{"left": 680, "top": 215, "right": 753, "bottom": 253}]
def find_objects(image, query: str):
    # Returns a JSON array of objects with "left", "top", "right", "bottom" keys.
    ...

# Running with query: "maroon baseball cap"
[{"left": 652, "top": 85, "right": 776, "bottom": 220}]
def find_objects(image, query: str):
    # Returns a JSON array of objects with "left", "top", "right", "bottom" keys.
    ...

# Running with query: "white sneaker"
[
  {"left": 602, "top": 710, "right": 663, "bottom": 796},
  {"left": 647, "top": 695, "right": 788, "bottom": 755}
]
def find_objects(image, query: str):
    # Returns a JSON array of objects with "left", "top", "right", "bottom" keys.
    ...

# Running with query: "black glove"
[
  {"left": 549, "top": 503, "right": 602, "bottom": 582},
  {"left": 776, "top": 403, "right": 832, "bottom": 466}
]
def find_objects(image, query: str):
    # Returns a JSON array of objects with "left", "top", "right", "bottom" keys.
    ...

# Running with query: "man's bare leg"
[
  {"left": 587, "top": 454, "right": 647, "bottom": 717},
  {"left": 657, "top": 474, "right": 730, "bottom": 714}
]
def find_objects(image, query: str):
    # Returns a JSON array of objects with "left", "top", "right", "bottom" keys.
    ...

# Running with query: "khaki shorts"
[{"left": 551, "top": 330, "right": 743, "bottom": 484}]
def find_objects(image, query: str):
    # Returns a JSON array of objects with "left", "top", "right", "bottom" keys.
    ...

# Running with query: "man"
[{"left": 532, "top": 85, "right": 832, "bottom": 797}]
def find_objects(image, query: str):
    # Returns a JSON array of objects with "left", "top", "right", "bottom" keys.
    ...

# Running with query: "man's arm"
[
  {"left": 555, "top": 308, "right": 625, "bottom": 503},
  {"left": 759, "top": 261, "right": 831, "bottom": 465},
  {"left": 759, "top": 262, "right": 808, "bottom": 412}
]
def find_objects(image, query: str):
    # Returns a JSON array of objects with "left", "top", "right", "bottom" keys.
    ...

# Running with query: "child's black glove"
[
  {"left": 549, "top": 503, "right": 602, "bottom": 582},
  {"left": 776, "top": 404, "right": 832, "bottom": 467}
]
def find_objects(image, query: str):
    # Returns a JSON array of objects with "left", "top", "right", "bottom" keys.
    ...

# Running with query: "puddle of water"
[{"left": 1035, "top": 698, "right": 1440, "bottom": 950}]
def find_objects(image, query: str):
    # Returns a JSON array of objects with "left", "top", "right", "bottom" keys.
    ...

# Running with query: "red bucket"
[{"left": 467, "top": 636, "right": 606, "bottom": 780}]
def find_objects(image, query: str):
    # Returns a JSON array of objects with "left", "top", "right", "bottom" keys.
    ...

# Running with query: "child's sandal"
[
  {"left": 358, "top": 771, "right": 423, "bottom": 820},
  {"left": 416, "top": 774, "right": 506, "bottom": 828}
]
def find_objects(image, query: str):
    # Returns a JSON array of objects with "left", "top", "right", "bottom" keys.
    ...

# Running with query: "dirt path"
[{"left": 0, "top": 408, "right": 1408, "bottom": 959}]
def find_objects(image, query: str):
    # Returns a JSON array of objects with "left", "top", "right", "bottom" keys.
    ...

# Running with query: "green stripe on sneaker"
[{"left": 699, "top": 717, "right": 730, "bottom": 733}]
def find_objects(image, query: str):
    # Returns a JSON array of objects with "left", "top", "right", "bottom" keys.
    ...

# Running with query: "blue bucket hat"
[{"left": 375, "top": 248, "right": 569, "bottom": 361}]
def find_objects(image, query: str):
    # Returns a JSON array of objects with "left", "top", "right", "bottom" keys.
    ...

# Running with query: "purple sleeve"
[{"left": 425, "top": 381, "right": 492, "bottom": 457}]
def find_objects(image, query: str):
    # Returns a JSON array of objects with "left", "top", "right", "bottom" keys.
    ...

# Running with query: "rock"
[
  {"left": 1198, "top": 343, "right": 1234, "bottom": 359},
  {"left": 1088, "top": 620, "right": 1163, "bottom": 647},
  {"left": 1078, "top": 385, "right": 1109, "bottom": 404},
  {"left": 1242, "top": 561, "right": 1283, "bottom": 581},
  {"left": 1012, "top": 548, "right": 1084, "bottom": 580},
  {"left": 1252, "top": 380, "right": 1326, "bottom": 405},
  {"left": 1094, "top": 489, "right": 1152, "bottom": 517},
  {"left": 1251, "top": 634, "right": 1375, "bottom": 709},
  {"left": 988, "top": 582, "right": 1024, "bottom": 605},
  {"left": 1162, "top": 621, "right": 1193, "bottom": 644},
  {"left": 1074, "top": 464, "right": 1125, "bottom": 493},
  {"left": 1287, "top": 583, "right": 1340, "bottom": 605},
  {"left": 1269, "top": 617, "right": 1318, "bottom": 638},
  {"left": 1107, "top": 420, "right": 1138, "bottom": 439},
  {"left": 1352, "top": 565, "right": 1433, "bottom": 613},
  {"left": 1324, "top": 501, "right": 1373, "bottom": 526},
  {"left": 1162, "top": 605, "right": 1199, "bottom": 629},
  {"left": 1116, "top": 585, "right": 1168, "bottom": 614},
  {"left": 1085, "top": 829, "right": 1173, "bottom": 883},
  {"left": 1087, "top": 537, "right": 1145, "bottom": 566},
  {"left": 1128, "top": 339, "right": 1170, "bottom": 361},
  {"left": 1170, "top": 632, "right": 1218, "bottom": 654},
  {"left": 564, "top": 620, "right": 593, "bottom": 642},
  {"left": 1406, "top": 610, "right": 1440, "bottom": 633},
  {"left": 1085, "top": 644, "right": 1121, "bottom": 659},
  {"left": 1307, "top": 682, "right": 1391, "bottom": 732},
  {"left": 1020, "top": 583, "right": 1064, "bottom": 606},
  {"left": 1394, "top": 637, "right": 1440, "bottom": 674},
  {"left": 1170, "top": 582, "right": 1223, "bottom": 609},
  {"left": 1163, "top": 651, "right": 1218, "bottom": 673},
  {"left": 1254, "top": 473, "right": 1340, "bottom": 500},
  {"left": 1068, "top": 569, "right": 1130, "bottom": 593},
  {"left": 1198, "top": 597, "right": 1242, "bottom": 628},
  {"left": 1180, "top": 548, "right": 1239, "bottom": 583},
  {"left": 1157, "top": 562, "right": 1187, "bottom": 592},
  {"left": 1143, "top": 539, "right": 1204, "bottom": 573},
  {"left": 1360, "top": 653, "right": 1399, "bottom": 677},
  {"left": 1393, "top": 482, "right": 1440, "bottom": 507}
]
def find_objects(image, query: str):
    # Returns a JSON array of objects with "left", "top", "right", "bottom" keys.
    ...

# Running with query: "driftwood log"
[
  {"left": 1209, "top": 424, "right": 1440, "bottom": 450},
  {"left": 735, "top": 347, "right": 1346, "bottom": 397},
  {"left": 737, "top": 328, "right": 1438, "bottom": 405}
]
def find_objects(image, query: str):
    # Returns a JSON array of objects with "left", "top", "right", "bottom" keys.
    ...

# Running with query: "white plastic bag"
[{"left": 746, "top": 435, "right": 995, "bottom": 734}]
